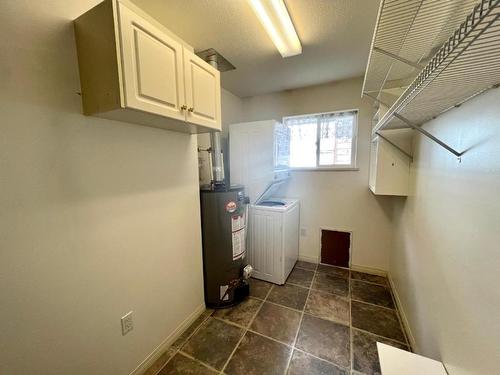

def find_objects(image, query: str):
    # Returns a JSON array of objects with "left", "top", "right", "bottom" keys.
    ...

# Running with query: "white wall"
[
  {"left": 238, "top": 78, "right": 394, "bottom": 271},
  {"left": 390, "top": 88, "right": 500, "bottom": 374},
  {"left": 0, "top": 1, "right": 204, "bottom": 374}
]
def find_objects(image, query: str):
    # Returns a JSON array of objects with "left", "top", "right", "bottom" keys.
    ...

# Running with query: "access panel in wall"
[{"left": 320, "top": 229, "right": 351, "bottom": 268}]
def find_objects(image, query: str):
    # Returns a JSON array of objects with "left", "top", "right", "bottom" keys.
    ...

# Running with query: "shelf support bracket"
[
  {"left": 373, "top": 47, "right": 424, "bottom": 70},
  {"left": 375, "top": 132, "right": 413, "bottom": 160},
  {"left": 392, "top": 113, "right": 463, "bottom": 158},
  {"left": 364, "top": 93, "right": 464, "bottom": 159}
]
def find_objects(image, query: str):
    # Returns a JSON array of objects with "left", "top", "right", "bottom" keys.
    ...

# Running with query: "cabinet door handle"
[
  {"left": 180, "top": 105, "right": 187, "bottom": 111},
  {"left": 188, "top": 107, "right": 194, "bottom": 112}
]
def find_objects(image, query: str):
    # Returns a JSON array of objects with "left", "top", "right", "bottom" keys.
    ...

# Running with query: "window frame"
[{"left": 283, "top": 109, "right": 359, "bottom": 171}]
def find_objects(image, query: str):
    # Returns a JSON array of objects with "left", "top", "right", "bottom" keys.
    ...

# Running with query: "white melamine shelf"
[{"left": 364, "top": 0, "right": 500, "bottom": 157}]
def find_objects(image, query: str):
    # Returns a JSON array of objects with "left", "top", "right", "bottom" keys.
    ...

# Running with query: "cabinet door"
[
  {"left": 117, "top": 2, "right": 186, "bottom": 121},
  {"left": 183, "top": 49, "right": 221, "bottom": 130}
]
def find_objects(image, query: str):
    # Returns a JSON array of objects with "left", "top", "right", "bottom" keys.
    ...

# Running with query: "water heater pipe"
[{"left": 206, "top": 55, "right": 225, "bottom": 187}]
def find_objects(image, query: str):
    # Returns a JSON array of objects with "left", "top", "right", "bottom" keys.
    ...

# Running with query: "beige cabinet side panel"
[
  {"left": 74, "top": 0, "right": 122, "bottom": 115},
  {"left": 369, "top": 138, "right": 378, "bottom": 192}
]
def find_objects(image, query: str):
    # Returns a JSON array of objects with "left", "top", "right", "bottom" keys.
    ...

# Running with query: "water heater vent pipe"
[{"left": 207, "top": 56, "right": 225, "bottom": 187}]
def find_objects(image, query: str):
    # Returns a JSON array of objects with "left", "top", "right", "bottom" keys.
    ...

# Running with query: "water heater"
[{"left": 200, "top": 185, "right": 250, "bottom": 308}]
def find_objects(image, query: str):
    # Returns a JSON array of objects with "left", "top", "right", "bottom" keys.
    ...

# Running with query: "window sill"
[{"left": 290, "top": 167, "right": 359, "bottom": 172}]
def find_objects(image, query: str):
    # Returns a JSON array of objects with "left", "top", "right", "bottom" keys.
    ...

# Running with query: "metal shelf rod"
[
  {"left": 392, "top": 113, "right": 463, "bottom": 158},
  {"left": 365, "top": 93, "right": 463, "bottom": 158},
  {"left": 375, "top": 131, "right": 413, "bottom": 160},
  {"left": 373, "top": 47, "right": 424, "bottom": 69}
]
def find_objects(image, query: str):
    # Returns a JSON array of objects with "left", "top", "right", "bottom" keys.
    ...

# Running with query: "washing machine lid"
[
  {"left": 258, "top": 200, "right": 287, "bottom": 207},
  {"left": 255, "top": 177, "right": 288, "bottom": 205}
]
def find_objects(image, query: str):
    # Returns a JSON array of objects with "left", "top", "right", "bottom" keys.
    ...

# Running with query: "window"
[{"left": 283, "top": 110, "right": 357, "bottom": 169}]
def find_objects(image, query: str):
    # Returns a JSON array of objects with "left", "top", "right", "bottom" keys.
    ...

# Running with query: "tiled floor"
[{"left": 145, "top": 262, "right": 411, "bottom": 375}]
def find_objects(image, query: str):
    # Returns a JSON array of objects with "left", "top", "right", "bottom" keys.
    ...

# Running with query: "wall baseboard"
[
  {"left": 387, "top": 273, "right": 417, "bottom": 352},
  {"left": 129, "top": 303, "right": 206, "bottom": 375},
  {"left": 350, "top": 263, "right": 387, "bottom": 277}
]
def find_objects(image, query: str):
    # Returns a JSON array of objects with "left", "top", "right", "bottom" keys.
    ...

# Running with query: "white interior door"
[
  {"left": 117, "top": 2, "right": 186, "bottom": 121},
  {"left": 183, "top": 49, "right": 221, "bottom": 130}
]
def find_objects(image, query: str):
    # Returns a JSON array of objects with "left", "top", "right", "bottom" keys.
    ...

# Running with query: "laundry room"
[{"left": 1, "top": 1, "right": 499, "bottom": 374}]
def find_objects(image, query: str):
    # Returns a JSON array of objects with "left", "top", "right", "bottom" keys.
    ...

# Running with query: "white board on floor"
[{"left": 377, "top": 342, "right": 447, "bottom": 375}]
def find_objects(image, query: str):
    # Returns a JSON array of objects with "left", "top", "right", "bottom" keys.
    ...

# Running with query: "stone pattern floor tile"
[
  {"left": 145, "top": 268, "right": 411, "bottom": 375},
  {"left": 182, "top": 318, "right": 243, "bottom": 370},
  {"left": 143, "top": 347, "right": 177, "bottom": 375},
  {"left": 250, "top": 302, "right": 301, "bottom": 345},
  {"left": 350, "top": 271, "right": 388, "bottom": 286},
  {"left": 317, "top": 264, "right": 350, "bottom": 279},
  {"left": 248, "top": 278, "right": 272, "bottom": 299},
  {"left": 351, "top": 301, "right": 406, "bottom": 343},
  {"left": 213, "top": 297, "right": 262, "bottom": 327},
  {"left": 288, "top": 350, "right": 348, "bottom": 375},
  {"left": 267, "top": 284, "right": 309, "bottom": 310},
  {"left": 351, "top": 280, "right": 395, "bottom": 309},
  {"left": 171, "top": 309, "right": 213, "bottom": 349},
  {"left": 312, "top": 272, "right": 349, "bottom": 297},
  {"left": 352, "top": 329, "right": 408, "bottom": 375},
  {"left": 287, "top": 267, "right": 315, "bottom": 287},
  {"left": 224, "top": 331, "right": 291, "bottom": 375},
  {"left": 305, "top": 289, "right": 349, "bottom": 325},
  {"left": 296, "top": 314, "right": 351, "bottom": 368},
  {"left": 157, "top": 353, "right": 217, "bottom": 374}
]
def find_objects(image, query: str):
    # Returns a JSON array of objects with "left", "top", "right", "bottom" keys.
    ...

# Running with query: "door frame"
[{"left": 318, "top": 226, "right": 353, "bottom": 269}]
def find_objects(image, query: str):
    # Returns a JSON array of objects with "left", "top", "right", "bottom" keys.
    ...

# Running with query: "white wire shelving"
[{"left": 363, "top": 0, "right": 500, "bottom": 158}]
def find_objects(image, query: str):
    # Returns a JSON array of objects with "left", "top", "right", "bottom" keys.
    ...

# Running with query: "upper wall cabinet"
[
  {"left": 74, "top": 0, "right": 221, "bottom": 134},
  {"left": 183, "top": 50, "right": 221, "bottom": 129}
]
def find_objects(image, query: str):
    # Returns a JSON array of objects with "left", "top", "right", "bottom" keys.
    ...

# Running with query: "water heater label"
[
  {"left": 231, "top": 215, "right": 244, "bottom": 232},
  {"left": 231, "top": 214, "right": 246, "bottom": 260},
  {"left": 232, "top": 228, "right": 246, "bottom": 260}
]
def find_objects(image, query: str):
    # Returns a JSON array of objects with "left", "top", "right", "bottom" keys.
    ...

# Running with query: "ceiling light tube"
[{"left": 248, "top": 0, "right": 302, "bottom": 58}]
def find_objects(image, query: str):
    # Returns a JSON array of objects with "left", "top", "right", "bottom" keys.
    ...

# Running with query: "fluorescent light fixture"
[{"left": 248, "top": 0, "right": 302, "bottom": 58}]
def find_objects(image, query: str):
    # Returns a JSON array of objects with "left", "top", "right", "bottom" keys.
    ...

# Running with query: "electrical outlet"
[
  {"left": 121, "top": 311, "right": 133, "bottom": 336},
  {"left": 300, "top": 228, "right": 307, "bottom": 237}
]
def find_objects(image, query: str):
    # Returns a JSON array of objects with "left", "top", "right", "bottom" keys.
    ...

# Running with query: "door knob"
[
  {"left": 188, "top": 107, "right": 194, "bottom": 112},
  {"left": 180, "top": 104, "right": 187, "bottom": 111}
]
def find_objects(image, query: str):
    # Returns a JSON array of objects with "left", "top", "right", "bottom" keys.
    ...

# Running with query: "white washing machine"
[
  {"left": 248, "top": 196, "right": 300, "bottom": 285},
  {"left": 229, "top": 119, "right": 299, "bottom": 285}
]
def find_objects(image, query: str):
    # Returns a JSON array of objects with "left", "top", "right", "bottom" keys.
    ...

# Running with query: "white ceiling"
[{"left": 132, "top": 0, "right": 380, "bottom": 97}]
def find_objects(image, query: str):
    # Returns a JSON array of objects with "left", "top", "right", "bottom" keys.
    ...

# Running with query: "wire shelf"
[
  {"left": 363, "top": 0, "right": 479, "bottom": 95},
  {"left": 365, "top": 0, "right": 500, "bottom": 137}
]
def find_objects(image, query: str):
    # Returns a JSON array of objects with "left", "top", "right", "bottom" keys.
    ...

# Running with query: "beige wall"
[
  {"left": 0, "top": 1, "right": 204, "bottom": 374},
  {"left": 238, "top": 78, "right": 394, "bottom": 271},
  {"left": 390, "top": 88, "right": 500, "bottom": 374}
]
